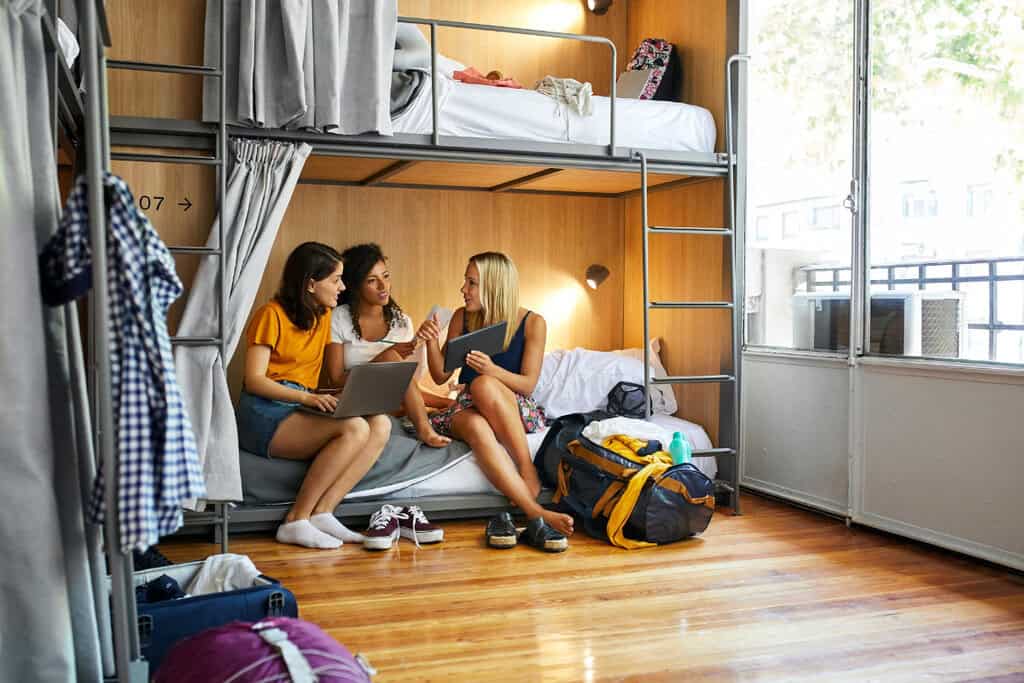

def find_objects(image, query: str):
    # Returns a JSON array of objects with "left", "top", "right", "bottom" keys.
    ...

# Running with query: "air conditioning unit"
[{"left": 792, "top": 290, "right": 966, "bottom": 357}]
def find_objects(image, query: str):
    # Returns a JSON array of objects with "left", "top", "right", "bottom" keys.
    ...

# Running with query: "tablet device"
[
  {"left": 298, "top": 361, "right": 418, "bottom": 418},
  {"left": 444, "top": 321, "right": 507, "bottom": 373}
]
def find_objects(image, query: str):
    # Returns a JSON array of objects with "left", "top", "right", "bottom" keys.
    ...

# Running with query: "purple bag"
[{"left": 155, "top": 617, "right": 374, "bottom": 682}]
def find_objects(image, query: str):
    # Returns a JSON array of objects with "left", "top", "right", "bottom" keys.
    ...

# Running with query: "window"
[
  {"left": 745, "top": 0, "right": 853, "bottom": 350},
  {"left": 868, "top": 0, "right": 1023, "bottom": 364},
  {"left": 746, "top": 0, "right": 1023, "bottom": 366},
  {"left": 782, "top": 210, "right": 802, "bottom": 238},
  {"left": 900, "top": 183, "right": 939, "bottom": 219},
  {"left": 811, "top": 205, "right": 841, "bottom": 230},
  {"left": 967, "top": 184, "right": 993, "bottom": 218}
]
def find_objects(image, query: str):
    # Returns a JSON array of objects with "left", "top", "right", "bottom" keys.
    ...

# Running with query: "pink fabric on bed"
[{"left": 453, "top": 66, "right": 524, "bottom": 89}]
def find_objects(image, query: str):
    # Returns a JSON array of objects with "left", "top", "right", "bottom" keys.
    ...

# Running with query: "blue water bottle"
[{"left": 669, "top": 431, "right": 692, "bottom": 465}]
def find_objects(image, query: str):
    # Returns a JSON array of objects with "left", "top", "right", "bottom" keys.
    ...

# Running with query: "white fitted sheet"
[
  {"left": 393, "top": 76, "right": 716, "bottom": 154},
  {"left": 390, "top": 413, "right": 716, "bottom": 499}
]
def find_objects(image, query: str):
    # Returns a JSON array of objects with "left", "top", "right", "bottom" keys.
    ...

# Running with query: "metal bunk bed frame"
[{"left": 101, "top": 9, "right": 748, "bottom": 547}]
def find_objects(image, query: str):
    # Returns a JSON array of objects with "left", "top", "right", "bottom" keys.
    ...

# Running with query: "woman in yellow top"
[{"left": 237, "top": 242, "right": 391, "bottom": 549}]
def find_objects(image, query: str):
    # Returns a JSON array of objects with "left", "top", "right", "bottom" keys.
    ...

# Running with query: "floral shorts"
[{"left": 429, "top": 389, "right": 547, "bottom": 437}]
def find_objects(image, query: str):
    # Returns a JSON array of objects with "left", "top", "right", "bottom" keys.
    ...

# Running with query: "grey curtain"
[
  {"left": 0, "top": 0, "right": 105, "bottom": 680},
  {"left": 175, "top": 140, "right": 311, "bottom": 503},
  {"left": 203, "top": 0, "right": 398, "bottom": 134}
]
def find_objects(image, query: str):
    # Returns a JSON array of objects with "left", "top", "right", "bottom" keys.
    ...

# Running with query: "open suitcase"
[{"left": 125, "top": 559, "right": 299, "bottom": 672}]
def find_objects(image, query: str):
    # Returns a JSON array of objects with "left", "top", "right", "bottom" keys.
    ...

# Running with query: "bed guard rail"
[{"left": 398, "top": 16, "right": 618, "bottom": 156}]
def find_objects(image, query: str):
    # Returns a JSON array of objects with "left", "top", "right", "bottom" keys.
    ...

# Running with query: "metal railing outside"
[{"left": 802, "top": 256, "right": 1024, "bottom": 360}]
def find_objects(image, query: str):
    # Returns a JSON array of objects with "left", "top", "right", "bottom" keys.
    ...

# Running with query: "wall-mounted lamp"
[
  {"left": 585, "top": 264, "right": 610, "bottom": 289},
  {"left": 586, "top": 0, "right": 613, "bottom": 15}
]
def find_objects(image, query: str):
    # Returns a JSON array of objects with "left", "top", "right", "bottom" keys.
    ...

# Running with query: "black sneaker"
[
  {"left": 519, "top": 517, "right": 568, "bottom": 553},
  {"left": 485, "top": 512, "right": 517, "bottom": 549}
]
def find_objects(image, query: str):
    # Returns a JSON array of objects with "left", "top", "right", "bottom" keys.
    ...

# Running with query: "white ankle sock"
[
  {"left": 276, "top": 519, "right": 342, "bottom": 549},
  {"left": 311, "top": 513, "right": 366, "bottom": 543}
]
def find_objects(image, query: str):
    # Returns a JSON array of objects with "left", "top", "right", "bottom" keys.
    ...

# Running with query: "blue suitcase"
[{"left": 129, "top": 560, "right": 299, "bottom": 672}]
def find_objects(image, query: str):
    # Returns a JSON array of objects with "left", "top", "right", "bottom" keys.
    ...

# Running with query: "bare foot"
[
  {"left": 541, "top": 510, "right": 574, "bottom": 537},
  {"left": 417, "top": 425, "right": 451, "bottom": 448},
  {"left": 519, "top": 462, "right": 542, "bottom": 499}
]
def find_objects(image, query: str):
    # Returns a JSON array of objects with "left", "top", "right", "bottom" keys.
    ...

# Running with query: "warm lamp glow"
[{"left": 530, "top": 1, "right": 584, "bottom": 32}]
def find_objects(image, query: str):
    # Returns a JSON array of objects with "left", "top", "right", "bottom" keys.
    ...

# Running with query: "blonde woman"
[{"left": 417, "top": 252, "right": 574, "bottom": 551}]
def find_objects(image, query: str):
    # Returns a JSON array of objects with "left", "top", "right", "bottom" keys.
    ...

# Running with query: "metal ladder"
[
  {"left": 104, "top": 4, "right": 232, "bottom": 552},
  {"left": 631, "top": 55, "right": 748, "bottom": 514}
]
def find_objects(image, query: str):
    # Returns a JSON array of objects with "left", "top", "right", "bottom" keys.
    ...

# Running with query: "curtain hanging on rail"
[
  {"left": 175, "top": 139, "right": 312, "bottom": 502},
  {"left": 203, "top": 0, "right": 398, "bottom": 135},
  {"left": 0, "top": 1, "right": 104, "bottom": 680}
]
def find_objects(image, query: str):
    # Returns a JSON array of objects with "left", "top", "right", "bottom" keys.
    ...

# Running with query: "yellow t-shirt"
[{"left": 246, "top": 300, "right": 330, "bottom": 390}]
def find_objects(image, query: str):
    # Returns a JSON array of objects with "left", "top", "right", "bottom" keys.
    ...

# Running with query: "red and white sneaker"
[
  {"left": 399, "top": 505, "right": 444, "bottom": 546},
  {"left": 363, "top": 504, "right": 404, "bottom": 550}
]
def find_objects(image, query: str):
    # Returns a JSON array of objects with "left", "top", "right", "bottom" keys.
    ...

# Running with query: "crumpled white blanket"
[
  {"left": 581, "top": 417, "right": 674, "bottom": 449},
  {"left": 186, "top": 553, "right": 262, "bottom": 596},
  {"left": 535, "top": 75, "right": 594, "bottom": 116}
]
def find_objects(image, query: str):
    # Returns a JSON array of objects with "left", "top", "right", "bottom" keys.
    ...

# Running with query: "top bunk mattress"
[{"left": 393, "top": 77, "right": 717, "bottom": 155}]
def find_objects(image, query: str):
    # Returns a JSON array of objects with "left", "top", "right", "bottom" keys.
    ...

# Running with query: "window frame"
[{"left": 743, "top": 0, "right": 1023, "bottom": 371}]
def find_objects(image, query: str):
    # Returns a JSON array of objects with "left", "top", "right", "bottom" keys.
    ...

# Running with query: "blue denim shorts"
[{"left": 237, "top": 380, "right": 307, "bottom": 458}]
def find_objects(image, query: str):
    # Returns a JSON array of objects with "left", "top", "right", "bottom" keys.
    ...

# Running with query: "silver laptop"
[{"left": 298, "top": 361, "right": 418, "bottom": 418}]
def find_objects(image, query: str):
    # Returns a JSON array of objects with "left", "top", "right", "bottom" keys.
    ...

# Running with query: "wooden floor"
[{"left": 160, "top": 495, "right": 1024, "bottom": 682}]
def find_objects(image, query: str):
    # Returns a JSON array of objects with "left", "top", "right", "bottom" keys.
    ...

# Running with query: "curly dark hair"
[
  {"left": 340, "top": 243, "right": 406, "bottom": 340},
  {"left": 274, "top": 241, "right": 343, "bottom": 331}
]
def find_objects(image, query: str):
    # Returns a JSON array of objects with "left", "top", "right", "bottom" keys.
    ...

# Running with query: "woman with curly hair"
[{"left": 325, "top": 243, "right": 451, "bottom": 448}]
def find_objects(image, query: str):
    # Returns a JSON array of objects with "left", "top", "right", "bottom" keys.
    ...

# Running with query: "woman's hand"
[
  {"left": 301, "top": 392, "right": 338, "bottom": 413},
  {"left": 390, "top": 341, "right": 417, "bottom": 359},
  {"left": 416, "top": 314, "right": 442, "bottom": 344},
  {"left": 465, "top": 350, "right": 498, "bottom": 377}
]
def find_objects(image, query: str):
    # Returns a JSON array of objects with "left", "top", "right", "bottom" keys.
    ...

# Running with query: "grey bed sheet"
[{"left": 241, "top": 416, "right": 471, "bottom": 505}]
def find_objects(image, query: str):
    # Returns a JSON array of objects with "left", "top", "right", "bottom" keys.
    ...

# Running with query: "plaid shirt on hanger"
[{"left": 40, "top": 173, "right": 206, "bottom": 551}]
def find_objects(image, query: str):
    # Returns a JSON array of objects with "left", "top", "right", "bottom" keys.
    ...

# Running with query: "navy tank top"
[{"left": 458, "top": 311, "right": 531, "bottom": 386}]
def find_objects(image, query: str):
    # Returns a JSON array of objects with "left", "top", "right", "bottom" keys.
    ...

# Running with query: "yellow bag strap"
[
  {"left": 553, "top": 460, "right": 572, "bottom": 504},
  {"left": 605, "top": 459, "right": 670, "bottom": 549},
  {"left": 600, "top": 435, "right": 674, "bottom": 550}
]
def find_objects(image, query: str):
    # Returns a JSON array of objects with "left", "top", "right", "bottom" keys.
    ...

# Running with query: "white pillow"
[
  {"left": 533, "top": 346, "right": 676, "bottom": 419},
  {"left": 612, "top": 338, "right": 678, "bottom": 414}
]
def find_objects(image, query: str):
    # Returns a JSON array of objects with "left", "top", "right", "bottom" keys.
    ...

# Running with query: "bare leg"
[
  {"left": 469, "top": 376, "right": 542, "bottom": 498},
  {"left": 312, "top": 414, "right": 392, "bottom": 514},
  {"left": 373, "top": 349, "right": 449, "bottom": 447},
  {"left": 451, "top": 409, "right": 573, "bottom": 536},
  {"left": 269, "top": 413, "right": 370, "bottom": 523}
]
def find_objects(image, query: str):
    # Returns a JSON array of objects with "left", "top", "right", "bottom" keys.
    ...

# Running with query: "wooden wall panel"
[
  {"left": 106, "top": 0, "right": 206, "bottom": 120},
  {"left": 628, "top": 0, "right": 728, "bottom": 151},
  {"left": 623, "top": 178, "right": 730, "bottom": 439},
  {"left": 105, "top": 0, "right": 627, "bottom": 120},
  {"left": 222, "top": 185, "right": 626, "bottom": 396},
  {"left": 108, "top": 159, "right": 216, "bottom": 334}
]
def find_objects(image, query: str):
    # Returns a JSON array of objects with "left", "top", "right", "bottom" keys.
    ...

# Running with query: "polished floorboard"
[{"left": 160, "top": 495, "right": 1024, "bottom": 682}]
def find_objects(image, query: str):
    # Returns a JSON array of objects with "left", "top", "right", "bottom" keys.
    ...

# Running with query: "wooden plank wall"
[
  {"left": 223, "top": 185, "right": 625, "bottom": 396},
  {"left": 623, "top": 0, "right": 732, "bottom": 438},
  {"left": 623, "top": 179, "right": 731, "bottom": 442},
  {"left": 627, "top": 0, "right": 729, "bottom": 152}
]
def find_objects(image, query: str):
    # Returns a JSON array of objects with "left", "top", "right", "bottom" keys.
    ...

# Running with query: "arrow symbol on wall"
[{"left": 178, "top": 197, "right": 192, "bottom": 212}]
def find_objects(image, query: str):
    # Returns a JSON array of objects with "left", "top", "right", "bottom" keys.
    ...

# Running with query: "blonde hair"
[{"left": 466, "top": 251, "right": 520, "bottom": 349}]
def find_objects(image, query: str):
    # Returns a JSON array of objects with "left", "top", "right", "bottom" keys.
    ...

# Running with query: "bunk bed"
[{"left": 102, "top": 8, "right": 746, "bottom": 544}]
